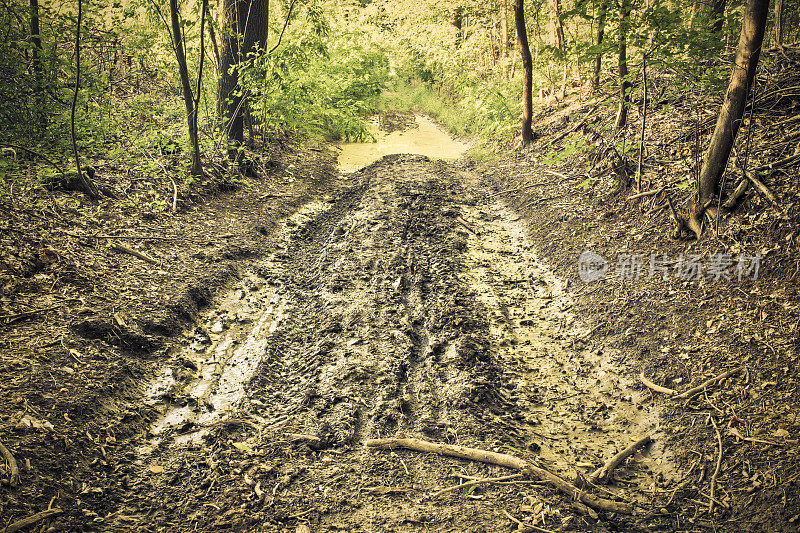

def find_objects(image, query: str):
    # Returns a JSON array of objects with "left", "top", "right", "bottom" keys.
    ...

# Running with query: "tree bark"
[
  {"left": 695, "top": 0, "right": 769, "bottom": 230},
  {"left": 30, "top": 0, "right": 44, "bottom": 126},
  {"left": 514, "top": 0, "right": 534, "bottom": 146},
  {"left": 613, "top": 0, "right": 631, "bottom": 131},
  {"left": 548, "top": 0, "right": 564, "bottom": 48},
  {"left": 774, "top": 0, "right": 784, "bottom": 46},
  {"left": 592, "top": 0, "right": 607, "bottom": 92},
  {"left": 170, "top": 0, "right": 202, "bottom": 176},
  {"left": 711, "top": 0, "right": 727, "bottom": 33},
  {"left": 70, "top": 0, "right": 99, "bottom": 201},
  {"left": 218, "top": 0, "right": 268, "bottom": 158}
]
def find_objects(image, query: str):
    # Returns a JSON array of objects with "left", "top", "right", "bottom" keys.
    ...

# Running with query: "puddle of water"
[
  {"left": 337, "top": 115, "right": 469, "bottom": 172},
  {"left": 460, "top": 199, "right": 676, "bottom": 497}
]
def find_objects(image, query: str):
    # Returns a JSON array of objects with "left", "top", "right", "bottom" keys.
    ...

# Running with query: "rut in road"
[{"left": 126, "top": 154, "right": 663, "bottom": 532}]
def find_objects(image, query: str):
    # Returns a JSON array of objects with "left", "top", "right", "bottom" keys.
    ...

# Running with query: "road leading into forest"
[{"left": 112, "top": 154, "right": 667, "bottom": 532}]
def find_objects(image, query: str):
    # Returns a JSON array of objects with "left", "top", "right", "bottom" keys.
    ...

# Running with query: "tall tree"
[
  {"left": 693, "top": 0, "right": 769, "bottom": 235},
  {"left": 218, "top": 0, "right": 268, "bottom": 158},
  {"left": 711, "top": 0, "right": 727, "bottom": 33},
  {"left": 514, "top": 0, "right": 534, "bottom": 146},
  {"left": 774, "top": 0, "right": 784, "bottom": 46},
  {"left": 29, "top": 0, "right": 44, "bottom": 126},
  {"left": 170, "top": 0, "right": 203, "bottom": 176},
  {"left": 70, "top": 0, "right": 99, "bottom": 201},
  {"left": 613, "top": 0, "right": 631, "bottom": 131},
  {"left": 592, "top": 0, "right": 608, "bottom": 91}
]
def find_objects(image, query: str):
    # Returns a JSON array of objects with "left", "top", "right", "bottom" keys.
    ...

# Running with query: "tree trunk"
[
  {"left": 170, "top": 0, "right": 202, "bottom": 176},
  {"left": 548, "top": 0, "right": 564, "bottom": 48},
  {"left": 70, "top": 0, "right": 99, "bottom": 201},
  {"left": 548, "top": 0, "right": 564, "bottom": 98},
  {"left": 711, "top": 0, "right": 727, "bottom": 33},
  {"left": 614, "top": 0, "right": 631, "bottom": 131},
  {"left": 514, "top": 0, "right": 534, "bottom": 146},
  {"left": 687, "top": 0, "right": 698, "bottom": 31},
  {"left": 30, "top": 0, "right": 45, "bottom": 127},
  {"left": 218, "top": 0, "right": 268, "bottom": 158},
  {"left": 592, "top": 0, "right": 607, "bottom": 92},
  {"left": 695, "top": 0, "right": 769, "bottom": 230},
  {"left": 502, "top": 0, "right": 509, "bottom": 78},
  {"left": 774, "top": 0, "right": 784, "bottom": 46}
]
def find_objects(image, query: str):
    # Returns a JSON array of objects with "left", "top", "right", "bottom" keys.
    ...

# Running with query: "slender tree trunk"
[
  {"left": 711, "top": 0, "right": 727, "bottom": 33},
  {"left": 70, "top": 0, "right": 99, "bottom": 201},
  {"left": 774, "top": 0, "right": 784, "bottom": 46},
  {"left": 695, "top": 0, "right": 769, "bottom": 229},
  {"left": 502, "top": 0, "right": 509, "bottom": 78},
  {"left": 687, "top": 0, "right": 698, "bottom": 31},
  {"left": 207, "top": 14, "right": 221, "bottom": 70},
  {"left": 30, "top": 0, "right": 44, "bottom": 126},
  {"left": 218, "top": 0, "right": 268, "bottom": 158},
  {"left": 593, "top": 0, "right": 607, "bottom": 92},
  {"left": 514, "top": 0, "right": 534, "bottom": 146},
  {"left": 548, "top": 0, "right": 564, "bottom": 98},
  {"left": 548, "top": 0, "right": 564, "bottom": 48},
  {"left": 170, "top": 0, "right": 202, "bottom": 176},
  {"left": 614, "top": 0, "right": 631, "bottom": 131}
]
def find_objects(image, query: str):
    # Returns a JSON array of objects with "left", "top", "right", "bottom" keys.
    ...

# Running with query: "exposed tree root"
[{"left": 0, "top": 439, "right": 19, "bottom": 487}]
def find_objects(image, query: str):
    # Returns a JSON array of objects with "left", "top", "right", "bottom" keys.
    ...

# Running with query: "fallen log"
[{"left": 366, "top": 436, "right": 633, "bottom": 514}]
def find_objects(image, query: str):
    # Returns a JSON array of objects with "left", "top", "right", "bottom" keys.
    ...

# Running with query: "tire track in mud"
[{"left": 118, "top": 155, "right": 669, "bottom": 532}]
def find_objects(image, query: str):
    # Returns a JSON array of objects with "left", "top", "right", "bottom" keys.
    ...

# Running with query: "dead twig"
[
  {"left": 743, "top": 170, "right": 779, "bottom": 209},
  {"left": 674, "top": 367, "right": 743, "bottom": 400},
  {"left": 640, "top": 367, "right": 742, "bottom": 400},
  {"left": 639, "top": 371, "right": 676, "bottom": 395},
  {"left": 0, "top": 304, "right": 66, "bottom": 325},
  {"left": 432, "top": 473, "right": 522, "bottom": 497},
  {"left": 111, "top": 243, "right": 158, "bottom": 265},
  {"left": 708, "top": 417, "right": 723, "bottom": 514},
  {"left": 3, "top": 508, "right": 63, "bottom": 533},
  {"left": 168, "top": 174, "right": 178, "bottom": 212},
  {"left": 366, "top": 437, "right": 633, "bottom": 514},
  {"left": 588, "top": 435, "right": 653, "bottom": 485},
  {"left": 0, "top": 439, "right": 20, "bottom": 487},
  {"left": 628, "top": 186, "right": 664, "bottom": 200}
]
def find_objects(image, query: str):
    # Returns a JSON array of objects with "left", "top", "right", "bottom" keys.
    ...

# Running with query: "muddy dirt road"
[
  {"left": 4, "top": 127, "right": 796, "bottom": 532},
  {"left": 80, "top": 154, "right": 667, "bottom": 532}
]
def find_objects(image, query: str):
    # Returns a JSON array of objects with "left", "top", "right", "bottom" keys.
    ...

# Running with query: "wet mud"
[{"left": 111, "top": 154, "right": 668, "bottom": 532}]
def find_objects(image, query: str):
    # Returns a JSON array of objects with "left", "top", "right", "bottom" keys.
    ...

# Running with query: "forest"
[{"left": 1, "top": 0, "right": 799, "bottom": 531}]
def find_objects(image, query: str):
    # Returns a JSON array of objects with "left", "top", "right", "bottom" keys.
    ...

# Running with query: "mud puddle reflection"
[
  {"left": 141, "top": 201, "right": 330, "bottom": 450},
  {"left": 461, "top": 196, "right": 675, "bottom": 502},
  {"left": 337, "top": 115, "right": 469, "bottom": 172}
]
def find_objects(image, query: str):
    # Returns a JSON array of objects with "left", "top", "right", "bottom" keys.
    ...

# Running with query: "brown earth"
[{"left": 2, "top": 62, "right": 800, "bottom": 532}]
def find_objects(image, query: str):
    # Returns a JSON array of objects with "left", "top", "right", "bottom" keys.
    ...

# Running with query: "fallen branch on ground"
[
  {"left": 709, "top": 417, "right": 723, "bottom": 514},
  {"left": 366, "top": 437, "right": 633, "bottom": 514},
  {"left": 743, "top": 171, "right": 779, "bottom": 208},
  {"left": 0, "top": 304, "right": 67, "bottom": 325},
  {"left": 111, "top": 243, "right": 158, "bottom": 264},
  {"left": 639, "top": 367, "right": 743, "bottom": 400},
  {"left": 639, "top": 371, "right": 676, "bottom": 395},
  {"left": 0, "top": 439, "right": 20, "bottom": 487},
  {"left": 432, "top": 473, "right": 522, "bottom": 497},
  {"left": 588, "top": 435, "right": 653, "bottom": 485},
  {"left": 628, "top": 187, "right": 664, "bottom": 200},
  {"left": 4, "top": 508, "right": 63, "bottom": 533}
]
